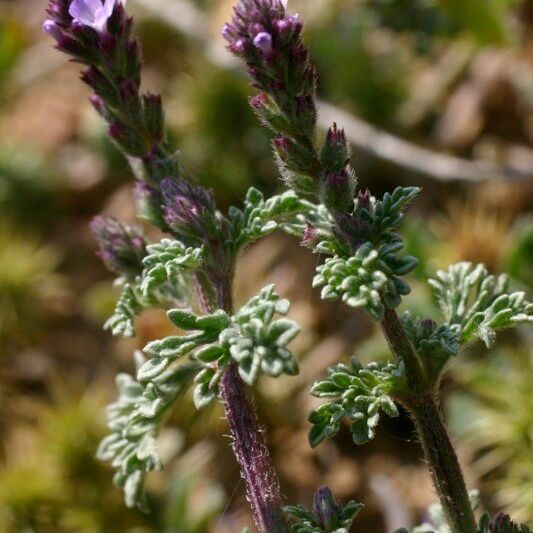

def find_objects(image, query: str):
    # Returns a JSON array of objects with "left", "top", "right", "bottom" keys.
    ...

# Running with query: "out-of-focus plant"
[
  {"left": 0, "top": 17, "right": 26, "bottom": 92},
  {"left": 170, "top": 62, "right": 276, "bottom": 204},
  {"left": 42, "top": 0, "right": 532, "bottom": 532},
  {"left": 0, "top": 221, "right": 65, "bottom": 345},
  {"left": 0, "top": 382, "right": 223, "bottom": 531},
  {"left": 449, "top": 348, "right": 533, "bottom": 525},
  {"left": 0, "top": 146, "right": 61, "bottom": 227}
]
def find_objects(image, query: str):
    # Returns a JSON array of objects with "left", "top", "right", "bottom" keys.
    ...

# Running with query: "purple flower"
[
  {"left": 253, "top": 32, "right": 273, "bottom": 54},
  {"left": 90, "top": 216, "right": 146, "bottom": 277},
  {"left": 68, "top": 0, "right": 119, "bottom": 32}
]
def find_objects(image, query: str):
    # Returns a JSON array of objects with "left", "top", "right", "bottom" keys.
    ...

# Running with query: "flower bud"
[
  {"left": 143, "top": 93, "right": 164, "bottom": 143},
  {"left": 357, "top": 189, "right": 371, "bottom": 210},
  {"left": 319, "top": 170, "right": 355, "bottom": 215},
  {"left": 301, "top": 224, "right": 319, "bottom": 249},
  {"left": 333, "top": 213, "right": 371, "bottom": 252},
  {"left": 253, "top": 31, "right": 273, "bottom": 54},
  {"left": 313, "top": 486, "right": 340, "bottom": 530},
  {"left": 321, "top": 123, "right": 351, "bottom": 174},
  {"left": 43, "top": 19, "right": 62, "bottom": 40},
  {"left": 161, "top": 177, "right": 218, "bottom": 243},
  {"left": 90, "top": 216, "right": 146, "bottom": 278}
]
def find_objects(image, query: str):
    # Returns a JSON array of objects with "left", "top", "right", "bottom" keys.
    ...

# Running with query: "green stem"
[{"left": 380, "top": 306, "right": 477, "bottom": 533}]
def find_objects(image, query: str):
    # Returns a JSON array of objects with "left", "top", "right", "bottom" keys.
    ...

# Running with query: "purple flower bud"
[
  {"left": 326, "top": 123, "right": 346, "bottom": 147},
  {"left": 420, "top": 318, "right": 436, "bottom": 338},
  {"left": 313, "top": 486, "right": 340, "bottom": 530},
  {"left": 334, "top": 213, "right": 370, "bottom": 252},
  {"left": 43, "top": 19, "right": 62, "bottom": 40},
  {"left": 253, "top": 32, "right": 273, "bottom": 54},
  {"left": 161, "top": 177, "right": 217, "bottom": 242},
  {"left": 68, "top": 0, "right": 117, "bottom": 32},
  {"left": 222, "top": 23, "right": 232, "bottom": 40},
  {"left": 90, "top": 216, "right": 146, "bottom": 277},
  {"left": 108, "top": 121, "right": 126, "bottom": 142},
  {"left": 230, "top": 38, "right": 247, "bottom": 55},
  {"left": 273, "top": 134, "right": 291, "bottom": 152},
  {"left": 275, "top": 13, "right": 300, "bottom": 35},
  {"left": 321, "top": 123, "right": 352, "bottom": 175}
]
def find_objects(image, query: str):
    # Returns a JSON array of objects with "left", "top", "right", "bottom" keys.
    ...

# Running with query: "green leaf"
[
  {"left": 104, "top": 283, "right": 146, "bottom": 338},
  {"left": 308, "top": 359, "right": 404, "bottom": 447},
  {"left": 97, "top": 360, "right": 198, "bottom": 510},
  {"left": 230, "top": 188, "right": 314, "bottom": 249},
  {"left": 429, "top": 262, "right": 532, "bottom": 348},
  {"left": 140, "top": 239, "right": 203, "bottom": 297}
]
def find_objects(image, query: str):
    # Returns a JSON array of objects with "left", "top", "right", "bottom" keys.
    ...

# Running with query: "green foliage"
[
  {"left": 228, "top": 187, "right": 314, "bottom": 249},
  {"left": 401, "top": 311, "right": 459, "bottom": 380},
  {"left": 138, "top": 285, "right": 299, "bottom": 407},
  {"left": 371, "top": 186, "right": 421, "bottom": 244},
  {"left": 429, "top": 262, "right": 533, "bottom": 348},
  {"left": 312, "top": 242, "right": 415, "bottom": 320},
  {"left": 141, "top": 310, "right": 230, "bottom": 382},
  {"left": 105, "top": 238, "right": 201, "bottom": 337},
  {"left": 284, "top": 488, "right": 362, "bottom": 533},
  {"left": 99, "top": 284, "right": 300, "bottom": 507},
  {"left": 104, "top": 283, "right": 146, "bottom": 337},
  {"left": 309, "top": 187, "right": 419, "bottom": 318},
  {"left": 192, "top": 284, "right": 300, "bottom": 407},
  {"left": 224, "top": 284, "right": 300, "bottom": 384},
  {"left": 97, "top": 360, "right": 198, "bottom": 510},
  {"left": 308, "top": 358, "right": 404, "bottom": 447},
  {"left": 310, "top": 187, "right": 420, "bottom": 257},
  {"left": 141, "top": 239, "right": 204, "bottom": 297}
]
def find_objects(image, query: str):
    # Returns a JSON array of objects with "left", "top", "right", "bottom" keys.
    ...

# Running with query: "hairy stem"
[
  {"left": 380, "top": 306, "right": 477, "bottom": 533},
  {"left": 410, "top": 394, "right": 477, "bottom": 533},
  {"left": 197, "top": 274, "right": 286, "bottom": 532},
  {"left": 219, "top": 363, "right": 286, "bottom": 532}
]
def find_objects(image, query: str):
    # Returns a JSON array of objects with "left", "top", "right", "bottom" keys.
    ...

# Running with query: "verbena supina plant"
[{"left": 44, "top": 0, "right": 533, "bottom": 531}]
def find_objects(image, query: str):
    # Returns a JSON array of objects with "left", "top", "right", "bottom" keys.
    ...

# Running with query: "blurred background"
[{"left": 0, "top": 0, "right": 532, "bottom": 531}]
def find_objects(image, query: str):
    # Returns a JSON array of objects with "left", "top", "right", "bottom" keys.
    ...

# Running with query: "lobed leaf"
[
  {"left": 429, "top": 262, "right": 532, "bottom": 348},
  {"left": 308, "top": 358, "right": 405, "bottom": 448}
]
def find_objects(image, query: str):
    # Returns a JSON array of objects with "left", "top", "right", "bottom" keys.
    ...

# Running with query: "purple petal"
[{"left": 69, "top": 0, "right": 98, "bottom": 24}]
